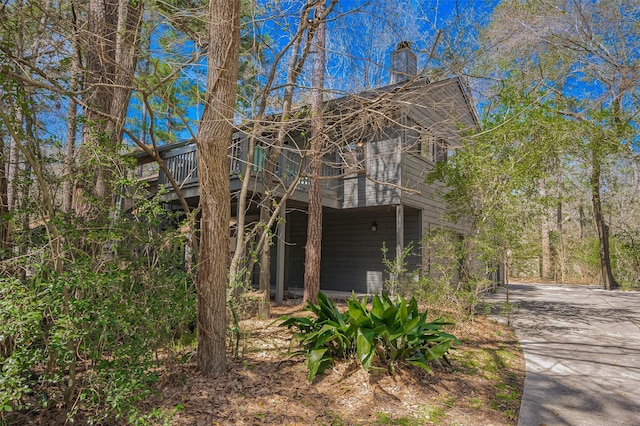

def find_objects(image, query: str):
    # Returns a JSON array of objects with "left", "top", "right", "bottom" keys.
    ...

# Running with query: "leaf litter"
[{"left": 147, "top": 303, "right": 524, "bottom": 426}]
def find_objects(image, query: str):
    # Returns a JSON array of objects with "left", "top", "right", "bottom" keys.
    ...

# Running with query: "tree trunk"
[
  {"left": 74, "top": 0, "right": 142, "bottom": 218},
  {"left": 539, "top": 179, "right": 552, "bottom": 280},
  {"left": 62, "top": 49, "right": 80, "bottom": 214},
  {"left": 195, "top": 0, "right": 241, "bottom": 376},
  {"left": 0, "top": 133, "right": 8, "bottom": 258},
  {"left": 591, "top": 148, "right": 618, "bottom": 290},
  {"left": 7, "top": 115, "right": 20, "bottom": 212},
  {"left": 303, "top": 2, "right": 326, "bottom": 305},
  {"left": 258, "top": 205, "right": 271, "bottom": 318},
  {"left": 256, "top": 0, "right": 320, "bottom": 306}
]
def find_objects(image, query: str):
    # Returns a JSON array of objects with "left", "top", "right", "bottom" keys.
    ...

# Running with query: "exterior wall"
[
  {"left": 403, "top": 208, "right": 422, "bottom": 273},
  {"left": 283, "top": 206, "right": 420, "bottom": 294},
  {"left": 342, "top": 137, "right": 401, "bottom": 208},
  {"left": 402, "top": 80, "right": 478, "bottom": 145},
  {"left": 136, "top": 76, "right": 482, "bottom": 294},
  {"left": 400, "top": 154, "right": 469, "bottom": 234}
]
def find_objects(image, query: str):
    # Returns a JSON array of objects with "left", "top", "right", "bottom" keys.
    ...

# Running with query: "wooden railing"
[
  {"left": 158, "top": 144, "right": 198, "bottom": 187},
  {"left": 158, "top": 139, "right": 343, "bottom": 195}
]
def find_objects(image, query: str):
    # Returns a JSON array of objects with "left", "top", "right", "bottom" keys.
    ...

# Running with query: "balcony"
[{"left": 153, "top": 138, "right": 344, "bottom": 207}]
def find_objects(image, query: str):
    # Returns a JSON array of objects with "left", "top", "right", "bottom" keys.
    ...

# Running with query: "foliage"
[
  {"left": 611, "top": 231, "right": 640, "bottom": 289},
  {"left": 278, "top": 292, "right": 458, "bottom": 381},
  {"left": 469, "top": 0, "right": 640, "bottom": 288},
  {"left": 380, "top": 231, "right": 495, "bottom": 321},
  {"left": 381, "top": 241, "right": 417, "bottom": 297},
  {"left": 0, "top": 193, "right": 196, "bottom": 424}
]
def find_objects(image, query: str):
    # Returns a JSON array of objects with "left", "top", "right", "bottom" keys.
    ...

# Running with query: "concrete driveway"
[{"left": 484, "top": 283, "right": 640, "bottom": 426}]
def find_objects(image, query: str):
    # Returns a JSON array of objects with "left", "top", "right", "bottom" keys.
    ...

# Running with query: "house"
[{"left": 133, "top": 42, "right": 481, "bottom": 301}]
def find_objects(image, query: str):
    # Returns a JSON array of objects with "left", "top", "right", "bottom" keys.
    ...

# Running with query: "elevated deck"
[{"left": 140, "top": 136, "right": 404, "bottom": 210}]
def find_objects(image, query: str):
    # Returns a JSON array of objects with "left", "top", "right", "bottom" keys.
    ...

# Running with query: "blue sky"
[{"left": 123, "top": 0, "right": 501, "bottom": 146}]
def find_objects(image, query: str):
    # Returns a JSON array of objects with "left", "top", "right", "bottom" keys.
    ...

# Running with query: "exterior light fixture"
[
  {"left": 371, "top": 221, "right": 378, "bottom": 232},
  {"left": 356, "top": 141, "right": 364, "bottom": 148}
]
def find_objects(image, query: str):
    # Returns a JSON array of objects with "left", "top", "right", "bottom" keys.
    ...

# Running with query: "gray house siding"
[
  {"left": 278, "top": 206, "right": 421, "bottom": 294},
  {"left": 342, "top": 137, "right": 401, "bottom": 208},
  {"left": 400, "top": 154, "right": 467, "bottom": 234},
  {"left": 283, "top": 208, "right": 392, "bottom": 294},
  {"left": 403, "top": 208, "right": 422, "bottom": 273},
  {"left": 134, "top": 76, "right": 482, "bottom": 296}
]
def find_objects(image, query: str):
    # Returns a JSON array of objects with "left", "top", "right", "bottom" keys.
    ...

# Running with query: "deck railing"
[
  {"left": 157, "top": 139, "right": 343, "bottom": 195},
  {"left": 158, "top": 144, "right": 198, "bottom": 187}
]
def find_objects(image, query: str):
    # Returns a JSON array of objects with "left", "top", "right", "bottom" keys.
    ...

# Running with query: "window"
[
  {"left": 419, "top": 132, "right": 447, "bottom": 163},
  {"left": 253, "top": 145, "right": 266, "bottom": 172},
  {"left": 344, "top": 141, "right": 365, "bottom": 174}
]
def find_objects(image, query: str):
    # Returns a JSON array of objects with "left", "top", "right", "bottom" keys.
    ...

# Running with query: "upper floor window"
[
  {"left": 419, "top": 132, "right": 447, "bottom": 163},
  {"left": 344, "top": 141, "right": 365, "bottom": 174}
]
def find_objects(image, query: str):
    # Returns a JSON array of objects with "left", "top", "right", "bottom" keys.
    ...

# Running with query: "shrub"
[
  {"left": 0, "top": 200, "right": 196, "bottom": 424},
  {"left": 278, "top": 292, "right": 458, "bottom": 381}
]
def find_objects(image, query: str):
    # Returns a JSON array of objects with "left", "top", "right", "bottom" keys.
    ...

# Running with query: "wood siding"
[
  {"left": 342, "top": 138, "right": 401, "bottom": 208},
  {"left": 400, "top": 154, "right": 468, "bottom": 234},
  {"left": 137, "top": 76, "right": 481, "bottom": 293},
  {"left": 281, "top": 206, "right": 420, "bottom": 294}
]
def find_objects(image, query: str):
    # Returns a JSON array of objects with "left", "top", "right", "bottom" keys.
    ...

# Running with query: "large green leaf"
[
  {"left": 371, "top": 294, "right": 386, "bottom": 318},
  {"left": 307, "top": 348, "right": 330, "bottom": 381},
  {"left": 424, "top": 340, "right": 453, "bottom": 362},
  {"left": 403, "top": 316, "right": 422, "bottom": 335},
  {"left": 356, "top": 328, "right": 375, "bottom": 371},
  {"left": 407, "top": 353, "right": 432, "bottom": 373},
  {"left": 278, "top": 291, "right": 457, "bottom": 382},
  {"left": 398, "top": 296, "right": 408, "bottom": 324}
]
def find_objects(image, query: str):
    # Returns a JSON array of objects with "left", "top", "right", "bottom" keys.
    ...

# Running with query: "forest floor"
[{"left": 143, "top": 302, "right": 525, "bottom": 426}]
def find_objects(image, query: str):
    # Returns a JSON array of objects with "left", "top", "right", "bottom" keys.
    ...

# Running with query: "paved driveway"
[{"left": 484, "top": 283, "right": 640, "bottom": 426}]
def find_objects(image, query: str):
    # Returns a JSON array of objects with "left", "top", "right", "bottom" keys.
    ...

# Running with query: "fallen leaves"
[{"left": 143, "top": 306, "right": 524, "bottom": 425}]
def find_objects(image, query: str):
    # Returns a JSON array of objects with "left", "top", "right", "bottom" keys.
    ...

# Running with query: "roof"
[{"left": 131, "top": 75, "right": 481, "bottom": 160}]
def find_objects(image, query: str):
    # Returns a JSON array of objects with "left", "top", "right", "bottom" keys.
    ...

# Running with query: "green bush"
[
  {"left": 0, "top": 200, "right": 196, "bottom": 424},
  {"left": 278, "top": 292, "right": 458, "bottom": 381}
]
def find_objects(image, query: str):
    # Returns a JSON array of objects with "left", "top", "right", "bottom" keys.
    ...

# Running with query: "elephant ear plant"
[{"left": 277, "top": 292, "right": 459, "bottom": 381}]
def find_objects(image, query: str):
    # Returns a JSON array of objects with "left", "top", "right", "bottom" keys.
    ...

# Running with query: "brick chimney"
[{"left": 389, "top": 41, "right": 417, "bottom": 84}]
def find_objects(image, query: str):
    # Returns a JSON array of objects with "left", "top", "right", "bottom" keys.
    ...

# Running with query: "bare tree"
[
  {"left": 0, "top": 130, "right": 8, "bottom": 258},
  {"left": 477, "top": 0, "right": 640, "bottom": 289}
]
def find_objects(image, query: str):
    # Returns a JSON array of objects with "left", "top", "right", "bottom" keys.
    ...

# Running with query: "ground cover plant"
[
  {"left": 0, "top": 197, "right": 197, "bottom": 425},
  {"left": 278, "top": 292, "right": 458, "bottom": 380}
]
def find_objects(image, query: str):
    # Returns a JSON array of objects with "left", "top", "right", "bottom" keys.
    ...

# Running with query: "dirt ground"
[{"left": 146, "top": 303, "right": 525, "bottom": 426}]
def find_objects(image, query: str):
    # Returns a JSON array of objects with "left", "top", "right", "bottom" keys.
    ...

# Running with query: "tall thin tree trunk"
[
  {"left": 7, "top": 113, "right": 20, "bottom": 212},
  {"left": 303, "top": 2, "right": 326, "bottom": 304},
  {"left": 591, "top": 147, "right": 618, "bottom": 290},
  {"left": 195, "top": 0, "right": 241, "bottom": 376},
  {"left": 0, "top": 134, "right": 8, "bottom": 258},
  {"left": 556, "top": 167, "right": 565, "bottom": 282},
  {"left": 257, "top": 4, "right": 307, "bottom": 312},
  {"left": 62, "top": 55, "right": 80, "bottom": 213},
  {"left": 539, "top": 179, "right": 552, "bottom": 280},
  {"left": 258, "top": 204, "right": 271, "bottom": 318},
  {"left": 255, "top": 1, "right": 327, "bottom": 310}
]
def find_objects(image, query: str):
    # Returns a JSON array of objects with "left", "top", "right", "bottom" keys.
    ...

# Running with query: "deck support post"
[
  {"left": 396, "top": 203, "right": 404, "bottom": 260},
  {"left": 275, "top": 199, "right": 286, "bottom": 304},
  {"left": 394, "top": 204, "right": 404, "bottom": 295},
  {"left": 421, "top": 209, "right": 429, "bottom": 275}
]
